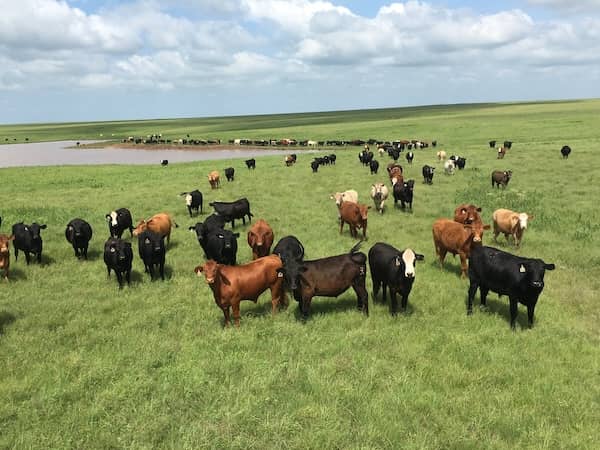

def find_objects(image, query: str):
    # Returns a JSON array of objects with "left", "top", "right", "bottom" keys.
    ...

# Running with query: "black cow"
[
  {"left": 278, "top": 242, "right": 368, "bottom": 319},
  {"left": 180, "top": 190, "right": 203, "bottom": 217},
  {"left": 405, "top": 151, "right": 414, "bottom": 164},
  {"left": 224, "top": 167, "right": 235, "bottom": 182},
  {"left": 489, "top": 140, "right": 496, "bottom": 148},
  {"left": 329, "top": 154, "right": 336, "bottom": 165},
  {"left": 12, "top": 222, "right": 47, "bottom": 264},
  {"left": 188, "top": 214, "right": 227, "bottom": 249},
  {"left": 455, "top": 157, "right": 466, "bottom": 170},
  {"left": 160, "top": 159, "right": 168, "bottom": 166},
  {"left": 209, "top": 198, "right": 253, "bottom": 227},
  {"left": 368, "top": 242, "right": 424, "bottom": 314},
  {"left": 103, "top": 237, "right": 133, "bottom": 288},
  {"left": 393, "top": 180, "right": 415, "bottom": 210},
  {"left": 369, "top": 159, "right": 379, "bottom": 174},
  {"left": 503, "top": 141, "right": 513, "bottom": 149},
  {"left": 432, "top": 140, "right": 437, "bottom": 147},
  {"left": 391, "top": 149, "right": 400, "bottom": 161},
  {"left": 560, "top": 145, "right": 571, "bottom": 159},
  {"left": 106, "top": 208, "right": 133, "bottom": 238},
  {"left": 422, "top": 165, "right": 435, "bottom": 184},
  {"left": 137, "top": 230, "right": 166, "bottom": 280},
  {"left": 245, "top": 158, "right": 256, "bottom": 169},
  {"left": 273, "top": 235, "right": 305, "bottom": 264},
  {"left": 467, "top": 245, "right": 555, "bottom": 329},
  {"left": 202, "top": 228, "right": 239, "bottom": 265},
  {"left": 311, "top": 160, "right": 319, "bottom": 172},
  {"left": 65, "top": 218, "right": 93, "bottom": 259}
]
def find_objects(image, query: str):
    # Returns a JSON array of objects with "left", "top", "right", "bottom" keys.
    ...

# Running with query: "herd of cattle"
[{"left": 0, "top": 138, "right": 569, "bottom": 330}]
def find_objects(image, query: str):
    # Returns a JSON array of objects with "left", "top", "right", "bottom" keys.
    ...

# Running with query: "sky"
[{"left": 1, "top": 0, "right": 599, "bottom": 124}]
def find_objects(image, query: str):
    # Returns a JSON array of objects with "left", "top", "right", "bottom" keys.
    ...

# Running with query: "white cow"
[
  {"left": 370, "top": 183, "right": 389, "bottom": 214},
  {"left": 492, "top": 208, "right": 534, "bottom": 248},
  {"left": 436, "top": 150, "right": 447, "bottom": 161},
  {"left": 444, "top": 159, "right": 455, "bottom": 175}
]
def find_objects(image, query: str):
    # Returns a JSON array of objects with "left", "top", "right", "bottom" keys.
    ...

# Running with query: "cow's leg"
[
  {"left": 116, "top": 271, "right": 124, "bottom": 289},
  {"left": 381, "top": 281, "right": 387, "bottom": 302},
  {"left": 371, "top": 277, "right": 380, "bottom": 301},
  {"left": 83, "top": 245, "right": 88, "bottom": 260},
  {"left": 509, "top": 297, "right": 519, "bottom": 329},
  {"left": 437, "top": 248, "right": 447, "bottom": 268},
  {"left": 232, "top": 302, "right": 242, "bottom": 327},
  {"left": 14, "top": 248, "right": 18, "bottom": 261},
  {"left": 160, "top": 261, "right": 165, "bottom": 280},
  {"left": 390, "top": 288, "right": 398, "bottom": 315},
  {"left": 339, "top": 220, "right": 344, "bottom": 235},
  {"left": 467, "top": 280, "right": 478, "bottom": 315},
  {"left": 37, "top": 250, "right": 42, "bottom": 264},
  {"left": 527, "top": 304, "right": 535, "bottom": 328},
  {"left": 352, "top": 275, "right": 368, "bottom": 315},
  {"left": 479, "top": 287, "right": 489, "bottom": 310},
  {"left": 25, "top": 251, "right": 31, "bottom": 265},
  {"left": 106, "top": 266, "right": 111, "bottom": 277},
  {"left": 222, "top": 306, "right": 231, "bottom": 328},
  {"left": 125, "top": 269, "right": 131, "bottom": 286},
  {"left": 400, "top": 290, "right": 409, "bottom": 311},
  {"left": 459, "top": 253, "right": 468, "bottom": 278}
]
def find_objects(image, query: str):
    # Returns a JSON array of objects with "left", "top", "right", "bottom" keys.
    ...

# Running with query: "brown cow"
[
  {"left": 492, "top": 170, "right": 512, "bottom": 188},
  {"left": 0, "top": 234, "right": 15, "bottom": 280},
  {"left": 497, "top": 147, "right": 507, "bottom": 159},
  {"left": 133, "top": 212, "right": 178, "bottom": 245},
  {"left": 194, "top": 255, "right": 286, "bottom": 327},
  {"left": 247, "top": 219, "right": 274, "bottom": 260},
  {"left": 388, "top": 166, "right": 403, "bottom": 186},
  {"left": 492, "top": 208, "right": 534, "bottom": 247},
  {"left": 454, "top": 204, "right": 483, "bottom": 225},
  {"left": 432, "top": 218, "right": 490, "bottom": 278},
  {"left": 339, "top": 202, "right": 370, "bottom": 240},
  {"left": 208, "top": 170, "right": 220, "bottom": 189}
]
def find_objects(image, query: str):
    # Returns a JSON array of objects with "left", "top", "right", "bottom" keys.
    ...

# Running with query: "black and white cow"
[
  {"left": 245, "top": 158, "right": 256, "bottom": 169},
  {"left": 160, "top": 159, "right": 168, "bottom": 166},
  {"left": 202, "top": 228, "right": 239, "bottom": 265},
  {"left": 467, "top": 245, "right": 555, "bottom": 329},
  {"left": 224, "top": 167, "right": 235, "bottom": 182},
  {"left": 455, "top": 157, "right": 466, "bottom": 170},
  {"left": 137, "top": 229, "right": 166, "bottom": 280},
  {"left": 180, "top": 190, "right": 203, "bottom": 217},
  {"left": 103, "top": 237, "right": 133, "bottom": 288},
  {"left": 65, "top": 218, "right": 93, "bottom": 259},
  {"left": 368, "top": 242, "right": 424, "bottom": 314},
  {"left": 422, "top": 165, "right": 435, "bottom": 184},
  {"left": 405, "top": 151, "right": 414, "bottom": 164},
  {"left": 105, "top": 208, "right": 133, "bottom": 239},
  {"left": 560, "top": 145, "right": 571, "bottom": 159},
  {"left": 393, "top": 179, "right": 415, "bottom": 210},
  {"left": 12, "top": 222, "right": 47, "bottom": 264}
]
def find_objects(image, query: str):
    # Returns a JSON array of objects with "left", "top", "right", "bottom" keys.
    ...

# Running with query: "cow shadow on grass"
[
  {"left": 6, "top": 267, "right": 27, "bottom": 281},
  {"left": 292, "top": 295, "right": 365, "bottom": 321},
  {"left": 430, "top": 259, "right": 465, "bottom": 278},
  {"left": 467, "top": 295, "right": 530, "bottom": 329},
  {"left": 371, "top": 295, "right": 420, "bottom": 316},
  {"left": 0, "top": 311, "right": 16, "bottom": 336}
]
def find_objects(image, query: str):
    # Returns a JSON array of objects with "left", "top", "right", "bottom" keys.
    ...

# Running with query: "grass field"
[{"left": 1, "top": 100, "right": 599, "bottom": 449}]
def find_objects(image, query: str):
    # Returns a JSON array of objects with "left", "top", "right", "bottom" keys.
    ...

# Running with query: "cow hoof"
[{"left": 467, "top": 309, "right": 473, "bottom": 315}]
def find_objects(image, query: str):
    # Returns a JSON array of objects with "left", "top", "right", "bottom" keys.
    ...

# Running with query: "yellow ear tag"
[{"left": 519, "top": 265, "right": 526, "bottom": 273}]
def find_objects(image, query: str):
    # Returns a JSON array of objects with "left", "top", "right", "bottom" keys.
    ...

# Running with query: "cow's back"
[{"left": 219, "top": 255, "right": 282, "bottom": 300}]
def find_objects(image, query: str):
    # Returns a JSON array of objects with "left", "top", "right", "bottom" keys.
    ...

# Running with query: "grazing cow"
[
  {"left": 194, "top": 255, "right": 286, "bottom": 327},
  {"left": 247, "top": 219, "right": 274, "bottom": 260},
  {"left": 497, "top": 147, "right": 507, "bottom": 159},
  {"left": 340, "top": 202, "right": 370, "bottom": 239},
  {"left": 224, "top": 167, "right": 235, "bottom": 182},
  {"left": 432, "top": 218, "right": 490, "bottom": 278},
  {"left": 65, "top": 218, "right": 93, "bottom": 259},
  {"left": 133, "top": 212, "right": 178, "bottom": 245},
  {"left": 454, "top": 204, "right": 482, "bottom": 225},
  {"left": 285, "top": 154, "right": 297, "bottom": 166},
  {"left": 444, "top": 159, "right": 455, "bottom": 175},
  {"left": 0, "top": 234, "right": 14, "bottom": 280},
  {"left": 210, "top": 198, "right": 253, "bottom": 227},
  {"left": 103, "top": 237, "right": 133, "bottom": 289},
  {"left": 106, "top": 208, "right": 133, "bottom": 239},
  {"left": 561, "top": 145, "right": 571, "bottom": 159},
  {"left": 489, "top": 140, "right": 496, "bottom": 148},
  {"left": 137, "top": 230, "right": 166, "bottom": 280},
  {"left": 160, "top": 159, "right": 168, "bottom": 166},
  {"left": 393, "top": 180, "right": 415, "bottom": 210},
  {"left": 405, "top": 151, "right": 414, "bottom": 164},
  {"left": 388, "top": 166, "right": 403, "bottom": 186},
  {"left": 492, "top": 170, "right": 512, "bottom": 188},
  {"left": 370, "top": 183, "right": 389, "bottom": 214},
  {"left": 467, "top": 245, "right": 555, "bottom": 329},
  {"left": 492, "top": 208, "right": 534, "bottom": 248},
  {"left": 436, "top": 150, "right": 447, "bottom": 161},
  {"left": 455, "top": 157, "right": 466, "bottom": 170},
  {"left": 12, "top": 222, "right": 46, "bottom": 265},
  {"left": 311, "top": 160, "right": 319, "bottom": 172},
  {"left": 503, "top": 140, "right": 513, "bottom": 149},
  {"left": 180, "top": 190, "right": 203, "bottom": 217},
  {"left": 369, "top": 159, "right": 379, "bottom": 174},
  {"left": 368, "top": 242, "right": 424, "bottom": 314},
  {"left": 422, "top": 165, "right": 435, "bottom": 184},
  {"left": 208, "top": 170, "right": 220, "bottom": 189},
  {"left": 279, "top": 242, "right": 368, "bottom": 319},
  {"left": 245, "top": 158, "right": 256, "bottom": 169}
]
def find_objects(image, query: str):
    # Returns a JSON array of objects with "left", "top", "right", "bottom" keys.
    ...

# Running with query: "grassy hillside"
[{"left": 0, "top": 101, "right": 599, "bottom": 449}]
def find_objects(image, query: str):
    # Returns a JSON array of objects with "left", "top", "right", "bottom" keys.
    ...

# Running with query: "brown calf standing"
[
  {"left": 339, "top": 202, "right": 370, "bottom": 240},
  {"left": 432, "top": 218, "right": 490, "bottom": 278},
  {"left": 133, "top": 212, "right": 178, "bottom": 245},
  {"left": 247, "top": 219, "right": 274, "bottom": 260},
  {"left": 194, "top": 255, "right": 286, "bottom": 327},
  {"left": 492, "top": 170, "right": 512, "bottom": 188},
  {"left": 0, "top": 234, "right": 15, "bottom": 280},
  {"left": 208, "top": 170, "right": 220, "bottom": 189}
]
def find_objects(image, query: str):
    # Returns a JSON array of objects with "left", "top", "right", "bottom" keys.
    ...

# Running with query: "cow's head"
[
  {"left": 0, "top": 235, "right": 14, "bottom": 254},
  {"left": 513, "top": 212, "right": 533, "bottom": 230},
  {"left": 358, "top": 204, "right": 371, "bottom": 221},
  {"left": 29, "top": 223, "right": 47, "bottom": 240},
  {"left": 331, "top": 192, "right": 344, "bottom": 206},
  {"left": 194, "top": 260, "right": 220, "bottom": 284},
  {"left": 397, "top": 249, "right": 425, "bottom": 279},
  {"left": 518, "top": 260, "right": 555, "bottom": 290},
  {"left": 132, "top": 219, "right": 147, "bottom": 236},
  {"left": 276, "top": 257, "right": 307, "bottom": 292},
  {"left": 463, "top": 222, "right": 491, "bottom": 246}
]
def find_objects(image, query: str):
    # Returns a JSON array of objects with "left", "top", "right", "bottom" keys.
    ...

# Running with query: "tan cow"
[
  {"left": 370, "top": 183, "right": 389, "bottom": 214},
  {"left": 436, "top": 150, "right": 447, "bottom": 161},
  {"left": 133, "top": 212, "right": 178, "bottom": 245},
  {"left": 492, "top": 208, "right": 534, "bottom": 248},
  {"left": 208, "top": 170, "right": 220, "bottom": 189}
]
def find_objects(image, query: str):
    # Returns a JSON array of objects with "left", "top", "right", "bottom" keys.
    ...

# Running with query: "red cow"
[
  {"left": 339, "top": 202, "right": 370, "bottom": 240},
  {"left": 247, "top": 219, "right": 274, "bottom": 260}
]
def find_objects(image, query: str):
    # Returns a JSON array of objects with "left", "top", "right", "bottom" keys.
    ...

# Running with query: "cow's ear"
[
  {"left": 105, "top": 214, "right": 111, "bottom": 221},
  {"left": 460, "top": 208, "right": 467, "bottom": 214},
  {"left": 40, "top": 224, "right": 47, "bottom": 229},
  {"left": 476, "top": 207, "right": 482, "bottom": 212},
  {"left": 544, "top": 263, "right": 556, "bottom": 271},
  {"left": 415, "top": 253, "right": 425, "bottom": 261},
  {"left": 68, "top": 226, "right": 73, "bottom": 231},
  {"left": 194, "top": 265, "right": 203, "bottom": 275},
  {"left": 483, "top": 225, "right": 491, "bottom": 230},
  {"left": 394, "top": 256, "right": 401, "bottom": 267},
  {"left": 188, "top": 226, "right": 195, "bottom": 231},
  {"left": 247, "top": 232, "right": 255, "bottom": 245}
]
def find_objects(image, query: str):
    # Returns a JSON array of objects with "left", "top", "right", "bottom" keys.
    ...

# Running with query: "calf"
[
  {"left": 12, "top": 222, "right": 46, "bottom": 265},
  {"left": 492, "top": 208, "right": 533, "bottom": 248},
  {"left": 339, "top": 202, "right": 370, "bottom": 240},
  {"left": 369, "top": 159, "right": 379, "bottom": 174},
  {"left": 368, "top": 242, "right": 424, "bottom": 314},
  {"left": 467, "top": 245, "right": 555, "bottom": 329},
  {"left": 137, "top": 230, "right": 166, "bottom": 280},
  {"left": 455, "top": 157, "right": 466, "bottom": 170},
  {"left": 311, "top": 160, "right": 319, "bottom": 172},
  {"left": 370, "top": 183, "right": 389, "bottom": 214},
  {"left": 245, "top": 158, "right": 256, "bottom": 169},
  {"left": 180, "top": 190, "right": 203, "bottom": 217},
  {"left": 329, "top": 154, "right": 336, "bottom": 165},
  {"left": 285, "top": 154, "right": 296, "bottom": 166},
  {"left": 497, "top": 147, "right": 507, "bottom": 159},
  {"left": 405, "top": 151, "right": 414, "bottom": 164},
  {"left": 194, "top": 255, "right": 286, "bottom": 327},
  {"left": 560, "top": 145, "right": 571, "bottom": 159},
  {"left": 209, "top": 198, "right": 253, "bottom": 227},
  {"left": 492, "top": 170, "right": 512, "bottom": 188},
  {"left": 388, "top": 166, "right": 403, "bottom": 186},
  {"left": 208, "top": 170, "right": 220, "bottom": 189},
  {"left": 393, "top": 180, "right": 414, "bottom": 210},
  {"left": 279, "top": 242, "right": 368, "bottom": 319},
  {"left": 133, "top": 212, "right": 178, "bottom": 245},
  {"left": 422, "top": 165, "right": 435, "bottom": 184},
  {"left": 454, "top": 204, "right": 482, "bottom": 225},
  {"left": 0, "top": 234, "right": 14, "bottom": 280},
  {"left": 106, "top": 208, "right": 133, "bottom": 239},
  {"left": 444, "top": 159, "right": 455, "bottom": 175},
  {"left": 65, "top": 218, "right": 93, "bottom": 259},
  {"left": 247, "top": 219, "right": 274, "bottom": 260},
  {"left": 224, "top": 167, "right": 235, "bottom": 182},
  {"left": 503, "top": 140, "right": 513, "bottom": 149},
  {"left": 489, "top": 140, "right": 496, "bottom": 148},
  {"left": 432, "top": 218, "right": 490, "bottom": 278},
  {"left": 436, "top": 150, "right": 447, "bottom": 161},
  {"left": 103, "top": 237, "right": 133, "bottom": 289}
]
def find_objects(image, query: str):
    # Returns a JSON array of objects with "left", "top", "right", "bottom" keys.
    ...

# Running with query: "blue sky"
[{"left": 1, "top": 0, "right": 599, "bottom": 124}]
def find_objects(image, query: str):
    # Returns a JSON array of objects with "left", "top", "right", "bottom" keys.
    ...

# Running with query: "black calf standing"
[
  {"left": 245, "top": 158, "right": 256, "bottom": 169},
  {"left": 225, "top": 167, "right": 235, "bottom": 181},
  {"left": 560, "top": 145, "right": 571, "bottom": 159},
  {"left": 12, "top": 222, "right": 47, "bottom": 264},
  {"left": 422, "top": 165, "right": 435, "bottom": 184},
  {"left": 138, "top": 230, "right": 166, "bottom": 280},
  {"left": 103, "top": 237, "right": 133, "bottom": 288},
  {"left": 369, "top": 159, "right": 379, "bottom": 174},
  {"left": 65, "top": 218, "right": 93, "bottom": 259}
]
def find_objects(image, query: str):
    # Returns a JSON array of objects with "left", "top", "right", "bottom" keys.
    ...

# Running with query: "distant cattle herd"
[{"left": 0, "top": 138, "right": 571, "bottom": 330}]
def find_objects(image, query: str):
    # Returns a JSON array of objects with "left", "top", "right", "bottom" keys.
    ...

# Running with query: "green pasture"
[{"left": 0, "top": 100, "right": 599, "bottom": 449}]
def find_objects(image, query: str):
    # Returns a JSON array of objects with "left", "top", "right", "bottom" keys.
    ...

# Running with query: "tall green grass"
[{"left": 0, "top": 101, "right": 598, "bottom": 449}]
